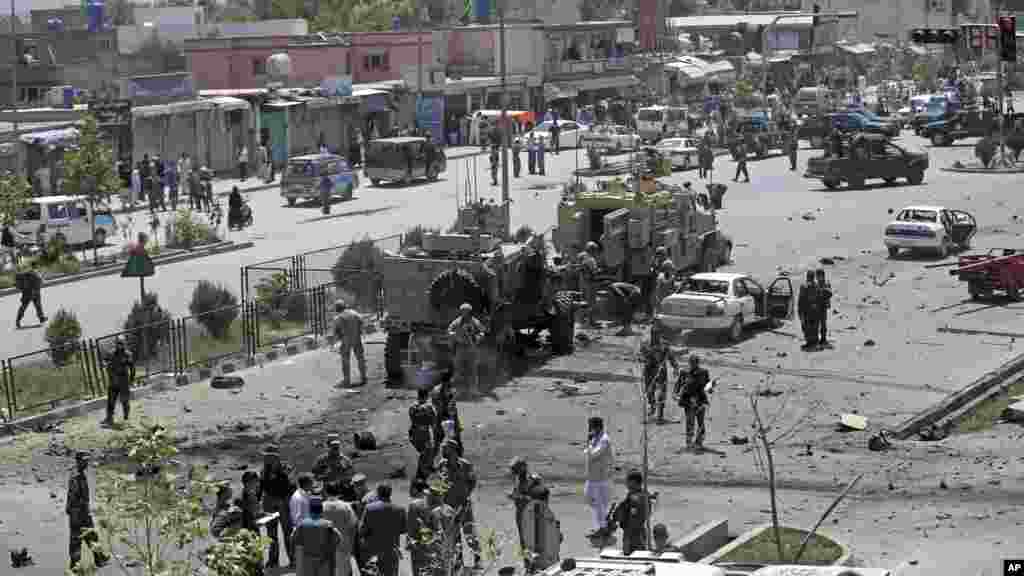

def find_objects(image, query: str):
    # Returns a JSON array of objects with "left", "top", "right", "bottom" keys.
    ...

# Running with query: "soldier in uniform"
[
  {"left": 652, "top": 259, "right": 676, "bottom": 316},
  {"left": 733, "top": 139, "right": 750, "bottom": 183},
  {"left": 797, "top": 270, "right": 820, "bottom": 350},
  {"left": 261, "top": 443, "right": 297, "bottom": 569},
  {"left": 674, "top": 355, "right": 713, "bottom": 451},
  {"left": 67, "top": 451, "right": 108, "bottom": 569},
  {"left": 642, "top": 326, "right": 679, "bottom": 424},
  {"left": 815, "top": 268, "right": 832, "bottom": 348},
  {"left": 334, "top": 300, "right": 368, "bottom": 388},
  {"left": 447, "top": 303, "right": 485, "bottom": 396},
  {"left": 408, "top": 388, "right": 438, "bottom": 483},
  {"left": 313, "top": 435, "right": 355, "bottom": 495},
  {"left": 507, "top": 457, "right": 545, "bottom": 557},
  {"left": 436, "top": 440, "right": 481, "bottom": 569},
  {"left": 406, "top": 478, "right": 433, "bottom": 576},
  {"left": 644, "top": 246, "right": 668, "bottom": 316},
  {"left": 425, "top": 480, "right": 457, "bottom": 576},
  {"left": 614, "top": 470, "right": 650, "bottom": 555},
  {"left": 240, "top": 470, "right": 263, "bottom": 533},
  {"left": 608, "top": 282, "right": 642, "bottom": 336},
  {"left": 210, "top": 483, "right": 244, "bottom": 539},
  {"left": 101, "top": 337, "right": 135, "bottom": 427},
  {"left": 578, "top": 242, "right": 600, "bottom": 327},
  {"left": 432, "top": 372, "right": 456, "bottom": 446}
]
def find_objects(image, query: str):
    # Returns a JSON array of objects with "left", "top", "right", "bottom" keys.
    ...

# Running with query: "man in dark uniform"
[
  {"left": 313, "top": 434, "right": 354, "bottom": 494},
  {"left": 260, "top": 443, "right": 296, "bottom": 569},
  {"left": 15, "top": 260, "right": 45, "bottom": 328},
  {"left": 101, "top": 337, "right": 134, "bottom": 427},
  {"left": 436, "top": 439, "right": 481, "bottom": 568},
  {"left": 408, "top": 388, "right": 438, "bottom": 483},
  {"left": 642, "top": 326, "right": 678, "bottom": 424},
  {"left": 432, "top": 373, "right": 456, "bottom": 446},
  {"left": 815, "top": 268, "right": 832, "bottom": 348},
  {"left": 829, "top": 127, "right": 843, "bottom": 158},
  {"left": 733, "top": 139, "right": 750, "bottom": 183},
  {"left": 797, "top": 270, "right": 820, "bottom": 350},
  {"left": 614, "top": 470, "right": 649, "bottom": 555},
  {"left": 674, "top": 355, "right": 712, "bottom": 451},
  {"left": 67, "top": 451, "right": 108, "bottom": 569},
  {"left": 787, "top": 129, "right": 799, "bottom": 171},
  {"left": 210, "top": 483, "right": 244, "bottom": 539},
  {"left": 507, "top": 456, "right": 545, "bottom": 564},
  {"left": 406, "top": 478, "right": 432, "bottom": 576},
  {"left": 359, "top": 484, "right": 407, "bottom": 576},
  {"left": 609, "top": 282, "right": 642, "bottom": 336}
]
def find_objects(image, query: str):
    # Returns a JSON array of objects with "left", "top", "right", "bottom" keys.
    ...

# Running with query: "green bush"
[
  {"left": 45, "top": 308, "right": 82, "bottom": 366},
  {"left": 188, "top": 281, "right": 239, "bottom": 340},
  {"left": 123, "top": 292, "right": 173, "bottom": 361},
  {"left": 51, "top": 254, "right": 81, "bottom": 275},
  {"left": 254, "top": 271, "right": 306, "bottom": 328},
  {"left": 331, "top": 237, "right": 383, "bottom": 311},
  {"left": 169, "top": 209, "right": 219, "bottom": 249}
]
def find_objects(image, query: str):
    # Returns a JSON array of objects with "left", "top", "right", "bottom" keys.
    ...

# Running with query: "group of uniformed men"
[{"left": 797, "top": 268, "right": 833, "bottom": 350}]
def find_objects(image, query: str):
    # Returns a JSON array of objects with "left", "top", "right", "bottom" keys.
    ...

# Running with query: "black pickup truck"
[{"left": 804, "top": 133, "right": 928, "bottom": 190}]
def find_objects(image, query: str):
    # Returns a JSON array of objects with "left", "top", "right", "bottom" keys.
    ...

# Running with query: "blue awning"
[{"left": 20, "top": 127, "right": 79, "bottom": 147}]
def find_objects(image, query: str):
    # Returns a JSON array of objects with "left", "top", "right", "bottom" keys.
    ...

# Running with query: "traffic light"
[
  {"left": 909, "top": 28, "right": 961, "bottom": 44},
  {"left": 999, "top": 15, "right": 1017, "bottom": 62}
]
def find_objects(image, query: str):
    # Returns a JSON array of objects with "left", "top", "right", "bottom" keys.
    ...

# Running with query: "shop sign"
[{"left": 88, "top": 99, "right": 132, "bottom": 126}]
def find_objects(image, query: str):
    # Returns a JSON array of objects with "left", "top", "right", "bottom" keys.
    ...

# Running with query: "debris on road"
[
  {"left": 863, "top": 339, "right": 877, "bottom": 347},
  {"left": 729, "top": 435, "right": 749, "bottom": 445},
  {"left": 868, "top": 431, "right": 892, "bottom": 451},
  {"left": 918, "top": 424, "right": 948, "bottom": 441},
  {"left": 1000, "top": 400, "right": 1024, "bottom": 422},
  {"left": 757, "top": 388, "right": 782, "bottom": 397},
  {"left": 353, "top": 431, "right": 377, "bottom": 450},
  {"left": 211, "top": 376, "right": 245, "bottom": 389},
  {"left": 801, "top": 211, "right": 817, "bottom": 221},
  {"left": 10, "top": 547, "right": 33, "bottom": 568},
  {"left": 838, "top": 413, "right": 868, "bottom": 431}
]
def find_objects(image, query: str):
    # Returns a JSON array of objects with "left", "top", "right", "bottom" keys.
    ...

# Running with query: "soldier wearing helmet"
[
  {"left": 333, "top": 298, "right": 367, "bottom": 388},
  {"left": 652, "top": 253, "right": 676, "bottom": 315},
  {"left": 448, "top": 303, "right": 485, "bottom": 395},
  {"left": 101, "top": 336, "right": 135, "bottom": 427},
  {"left": 578, "top": 242, "right": 600, "bottom": 326}
]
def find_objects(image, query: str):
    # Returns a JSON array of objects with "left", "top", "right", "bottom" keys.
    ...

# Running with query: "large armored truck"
[{"left": 379, "top": 231, "right": 576, "bottom": 385}]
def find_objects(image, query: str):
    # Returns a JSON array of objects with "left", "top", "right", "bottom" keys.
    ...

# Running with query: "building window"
[
  {"left": 364, "top": 53, "right": 389, "bottom": 71},
  {"left": 253, "top": 58, "right": 266, "bottom": 75},
  {"left": 346, "top": 53, "right": 352, "bottom": 75}
]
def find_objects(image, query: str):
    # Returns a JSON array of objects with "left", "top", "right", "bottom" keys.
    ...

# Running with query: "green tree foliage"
[
  {"left": 63, "top": 114, "right": 122, "bottom": 262},
  {"left": 123, "top": 293, "right": 173, "bottom": 361},
  {"left": 45, "top": 308, "right": 82, "bottom": 366},
  {"left": 189, "top": 281, "right": 240, "bottom": 339},
  {"left": 272, "top": 0, "right": 415, "bottom": 31},
  {"left": 0, "top": 171, "right": 31, "bottom": 226},
  {"left": 332, "top": 236, "right": 383, "bottom": 310},
  {"left": 254, "top": 271, "right": 307, "bottom": 327}
]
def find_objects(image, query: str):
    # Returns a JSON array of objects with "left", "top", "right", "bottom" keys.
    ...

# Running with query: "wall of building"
[
  {"left": 132, "top": 5, "right": 205, "bottom": 45},
  {"left": 30, "top": 7, "right": 87, "bottom": 32},
  {"left": 209, "top": 19, "right": 309, "bottom": 38},
  {"left": 350, "top": 32, "right": 432, "bottom": 84},
  {"left": 132, "top": 100, "right": 251, "bottom": 173},
  {"left": 801, "top": 0, "right": 991, "bottom": 43}
]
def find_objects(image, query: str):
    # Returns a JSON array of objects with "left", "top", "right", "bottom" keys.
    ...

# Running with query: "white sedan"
[
  {"left": 655, "top": 137, "right": 701, "bottom": 170},
  {"left": 579, "top": 124, "right": 641, "bottom": 153},
  {"left": 656, "top": 272, "right": 794, "bottom": 342},
  {"left": 884, "top": 205, "right": 976, "bottom": 259},
  {"left": 526, "top": 120, "right": 589, "bottom": 149}
]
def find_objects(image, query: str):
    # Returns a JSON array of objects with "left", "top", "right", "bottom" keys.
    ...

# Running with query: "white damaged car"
[
  {"left": 884, "top": 205, "right": 976, "bottom": 259},
  {"left": 656, "top": 272, "right": 794, "bottom": 342}
]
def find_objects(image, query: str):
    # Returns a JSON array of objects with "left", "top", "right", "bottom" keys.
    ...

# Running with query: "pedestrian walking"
[
  {"left": 201, "top": 168, "right": 214, "bottom": 212},
  {"left": 409, "top": 388, "right": 438, "bottom": 483},
  {"left": 527, "top": 133, "right": 537, "bottom": 175},
  {"left": 608, "top": 281, "right": 641, "bottom": 336},
  {"left": 359, "top": 484, "right": 407, "bottom": 576},
  {"left": 258, "top": 143, "right": 270, "bottom": 183},
  {"left": 261, "top": 443, "right": 297, "bottom": 569},
  {"left": 733, "top": 140, "right": 750, "bottom": 183},
  {"left": 67, "top": 451, "right": 109, "bottom": 569},
  {"left": 584, "top": 416, "right": 613, "bottom": 539},
  {"left": 642, "top": 326, "right": 678, "bottom": 424},
  {"left": 432, "top": 373, "right": 456, "bottom": 447},
  {"left": 238, "top": 145, "right": 249, "bottom": 182},
  {"left": 674, "top": 354, "right": 712, "bottom": 451},
  {"left": 189, "top": 167, "right": 201, "bottom": 211},
  {"left": 100, "top": 337, "right": 134, "bottom": 427},
  {"left": 440, "top": 404, "right": 464, "bottom": 456},
  {"left": 613, "top": 470, "right": 650, "bottom": 555},
  {"left": 313, "top": 434, "right": 355, "bottom": 490},
  {"left": 537, "top": 137, "right": 546, "bottom": 175},
  {"left": 292, "top": 496, "right": 343, "bottom": 576},
  {"left": 815, "top": 268, "right": 832, "bottom": 347},
  {"left": 436, "top": 440, "right": 481, "bottom": 569},
  {"left": 550, "top": 112, "right": 561, "bottom": 154},
  {"left": 447, "top": 303, "right": 485, "bottom": 396},
  {"left": 320, "top": 172, "right": 334, "bottom": 214},
  {"left": 490, "top": 145, "right": 500, "bottom": 186},
  {"left": 788, "top": 129, "right": 799, "bottom": 171},
  {"left": 578, "top": 242, "right": 600, "bottom": 327},
  {"left": 406, "top": 478, "right": 432, "bottom": 576},
  {"left": 697, "top": 140, "right": 708, "bottom": 179},
  {"left": 653, "top": 259, "right": 676, "bottom": 315},
  {"left": 130, "top": 164, "right": 142, "bottom": 208},
  {"left": 333, "top": 299, "right": 368, "bottom": 388},
  {"left": 797, "top": 270, "right": 820, "bottom": 350},
  {"left": 512, "top": 137, "right": 522, "bottom": 177},
  {"left": 322, "top": 482, "right": 359, "bottom": 576},
  {"left": 1, "top": 224, "right": 17, "bottom": 269},
  {"left": 167, "top": 162, "right": 179, "bottom": 210},
  {"left": 15, "top": 261, "right": 45, "bottom": 328}
]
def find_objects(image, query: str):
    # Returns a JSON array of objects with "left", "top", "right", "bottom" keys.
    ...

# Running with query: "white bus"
[{"left": 636, "top": 105, "right": 688, "bottom": 142}]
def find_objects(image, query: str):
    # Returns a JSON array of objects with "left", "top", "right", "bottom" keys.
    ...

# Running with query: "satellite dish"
[{"left": 267, "top": 53, "right": 292, "bottom": 81}]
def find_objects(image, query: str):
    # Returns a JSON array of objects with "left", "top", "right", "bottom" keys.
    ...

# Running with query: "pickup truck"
[
  {"left": 920, "top": 108, "right": 998, "bottom": 146},
  {"left": 804, "top": 133, "right": 928, "bottom": 190}
]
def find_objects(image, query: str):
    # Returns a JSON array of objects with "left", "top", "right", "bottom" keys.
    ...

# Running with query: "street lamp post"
[{"left": 10, "top": 0, "right": 17, "bottom": 133}]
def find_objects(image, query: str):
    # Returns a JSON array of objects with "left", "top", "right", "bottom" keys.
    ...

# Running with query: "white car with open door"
[
  {"left": 655, "top": 137, "right": 701, "bottom": 170},
  {"left": 884, "top": 205, "right": 976, "bottom": 259},
  {"left": 655, "top": 272, "right": 794, "bottom": 342}
]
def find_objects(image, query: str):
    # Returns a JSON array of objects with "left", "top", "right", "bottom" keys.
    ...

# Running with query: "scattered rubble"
[{"left": 838, "top": 413, "right": 868, "bottom": 431}]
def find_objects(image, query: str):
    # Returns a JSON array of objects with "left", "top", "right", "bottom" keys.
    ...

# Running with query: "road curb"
[
  {"left": 215, "top": 182, "right": 279, "bottom": 197},
  {"left": 942, "top": 165, "right": 1024, "bottom": 174},
  {"left": 698, "top": 523, "right": 852, "bottom": 566},
  {"left": 0, "top": 241, "right": 254, "bottom": 299},
  {"left": 891, "top": 349, "right": 1024, "bottom": 440}
]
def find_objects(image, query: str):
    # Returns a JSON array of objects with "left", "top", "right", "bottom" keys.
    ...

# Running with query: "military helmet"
[
  {"left": 459, "top": 302, "right": 473, "bottom": 313},
  {"left": 585, "top": 241, "right": 599, "bottom": 252}
]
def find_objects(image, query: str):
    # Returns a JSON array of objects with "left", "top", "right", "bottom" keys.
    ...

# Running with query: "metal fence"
[
  {"left": 0, "top": 282, "right": 338, "bottom": 422},
  {"left": 240, "top": 233, "right": 403, "bottom": 310}
]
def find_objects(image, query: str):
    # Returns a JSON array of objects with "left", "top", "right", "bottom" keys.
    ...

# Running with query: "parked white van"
[{"left": 14, "top": 195, "right": 117, "bottom": 247}]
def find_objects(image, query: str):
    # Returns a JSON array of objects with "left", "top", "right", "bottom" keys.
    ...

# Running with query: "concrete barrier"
[
  {"left": 674, "top": 518, "right": 729, "bottom": 562},
  {"left": 699, "top": 523, "right": 851, "bottom": 566}
]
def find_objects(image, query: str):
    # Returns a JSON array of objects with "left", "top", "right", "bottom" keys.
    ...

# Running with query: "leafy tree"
[
  {"left": 332, "top": 236, "right": 384, "bottom": 311},
  {"left": 272, "top": 0, "right": 415, "bottom": 31},
  {"left": 189, "top": 281, "right": 240, "bottom": 339},
  {"left": 0, "top": 170, "right": 31, "bottom": 227},
  {"left": 62, "top": 114, "right": 122, "bottom": 264}
]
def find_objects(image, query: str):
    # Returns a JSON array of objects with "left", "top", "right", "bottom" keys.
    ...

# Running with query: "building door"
[{"left": 261, "top": 109, "right": 288, "bottom": 166}]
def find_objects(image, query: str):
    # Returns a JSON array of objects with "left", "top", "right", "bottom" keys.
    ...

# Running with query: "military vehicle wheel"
[
  {"left": 1009, "top": 285, "right": 1021, "bottom": 302},
  {"left": 848, "top": 177, "right": 865, "bottom": 189},
  {"left": 429, "top": 269, "right": 488, "bottom": 316},
  {"left": 550, "top": 310, "right": 575, "bottom": 355},
  {"left": 968, "top": 281, "right": 986, "bottom": 300},
  {"left": 907, "top": 171, "right": 924, "bottom": 185},
  {"left": 823, "top": 178, "right": 840, "bottom": 190},
  {"left": 384, "top": 331, "right": 408, "bottom": 385},
  {"left": 887, "top": 246, "right": 899, "bottom": 258}
]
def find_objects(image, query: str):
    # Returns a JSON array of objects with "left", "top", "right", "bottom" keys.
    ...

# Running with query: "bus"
[{"left": 636, "top": 105, "right": 688, "bottom": 142}]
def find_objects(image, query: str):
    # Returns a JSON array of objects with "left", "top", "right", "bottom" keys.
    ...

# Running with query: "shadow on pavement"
[{"left": 299, "top": 205, "right": 397, "bottom": 224}]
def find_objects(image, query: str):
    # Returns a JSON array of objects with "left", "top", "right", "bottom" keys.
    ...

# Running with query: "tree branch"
[
  {"left": 792, "top": 472, "right": 864, "bottom": 564},
  {"left": 750, "top": 393, "right": 784, "bottom": 562}
]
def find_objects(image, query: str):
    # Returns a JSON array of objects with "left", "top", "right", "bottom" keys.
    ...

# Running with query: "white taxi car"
[
  {"left": 655, "top": 137, "right": 701, "bottom": 170},
  {"left": 656, "top": 272, "right": 793, "bottom": 342},
  {"left": 884, "top": 205, "right": 976, "bottom": 259}
]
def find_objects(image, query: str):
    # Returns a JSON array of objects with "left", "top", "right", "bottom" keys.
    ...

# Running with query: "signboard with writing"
[
  {"left": 120, "top": 74, "right": 195, "bottom": 103},
  {"left": 416, "top": 95, "right": 444, "bottom": 144},
  {"left": 88, "top": 99, "right": 132, "bottom": 126}
]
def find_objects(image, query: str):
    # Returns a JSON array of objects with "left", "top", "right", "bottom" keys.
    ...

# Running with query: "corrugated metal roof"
[
  {"left": 132, "top": 100, "right": 216, "bottom": 119},
  {"left": 667, "top": 14, "right": 813, "bottom": 29},
  {"left": 837, "top": 42, "right": 876, "bottom": 55}
]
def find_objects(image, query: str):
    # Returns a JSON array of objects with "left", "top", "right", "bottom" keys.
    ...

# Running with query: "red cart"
[{"left": 950, "top": 248, "right": 1024, "bottom": 300}]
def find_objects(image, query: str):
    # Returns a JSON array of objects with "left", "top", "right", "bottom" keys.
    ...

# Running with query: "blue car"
[{"left": 828, "top": 111, "right": 899, "bottom": 138}]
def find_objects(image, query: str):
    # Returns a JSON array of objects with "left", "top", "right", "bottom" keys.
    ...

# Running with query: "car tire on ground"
[
  {"left": 907, "top": 171, "right": 924, "bottom": 185},
  {"left": 883, "top": 178, "right": 897, "bottom": 185},
  {"left": 727, "top": 315, "right": 743, "bottom": 343},
  {"left": 384, "top": 331, "right": 408, "bottom": 385},
  {"left": 968, "top": 280, "right": 986, "bottom": 300},
  {"left": 887, "top": 246, "right": 899, "bottom": 258},
  {"left": 287, "top": 198, "right": 297, "bottom": 206}
]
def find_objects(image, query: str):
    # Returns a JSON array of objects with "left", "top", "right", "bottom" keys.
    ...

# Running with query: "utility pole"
[
  {"left": 499, "top": 3, "right": 510, "bottom": 240},
  {"left": 10, "top": 0, "right": 17, "bottom": 133}
]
